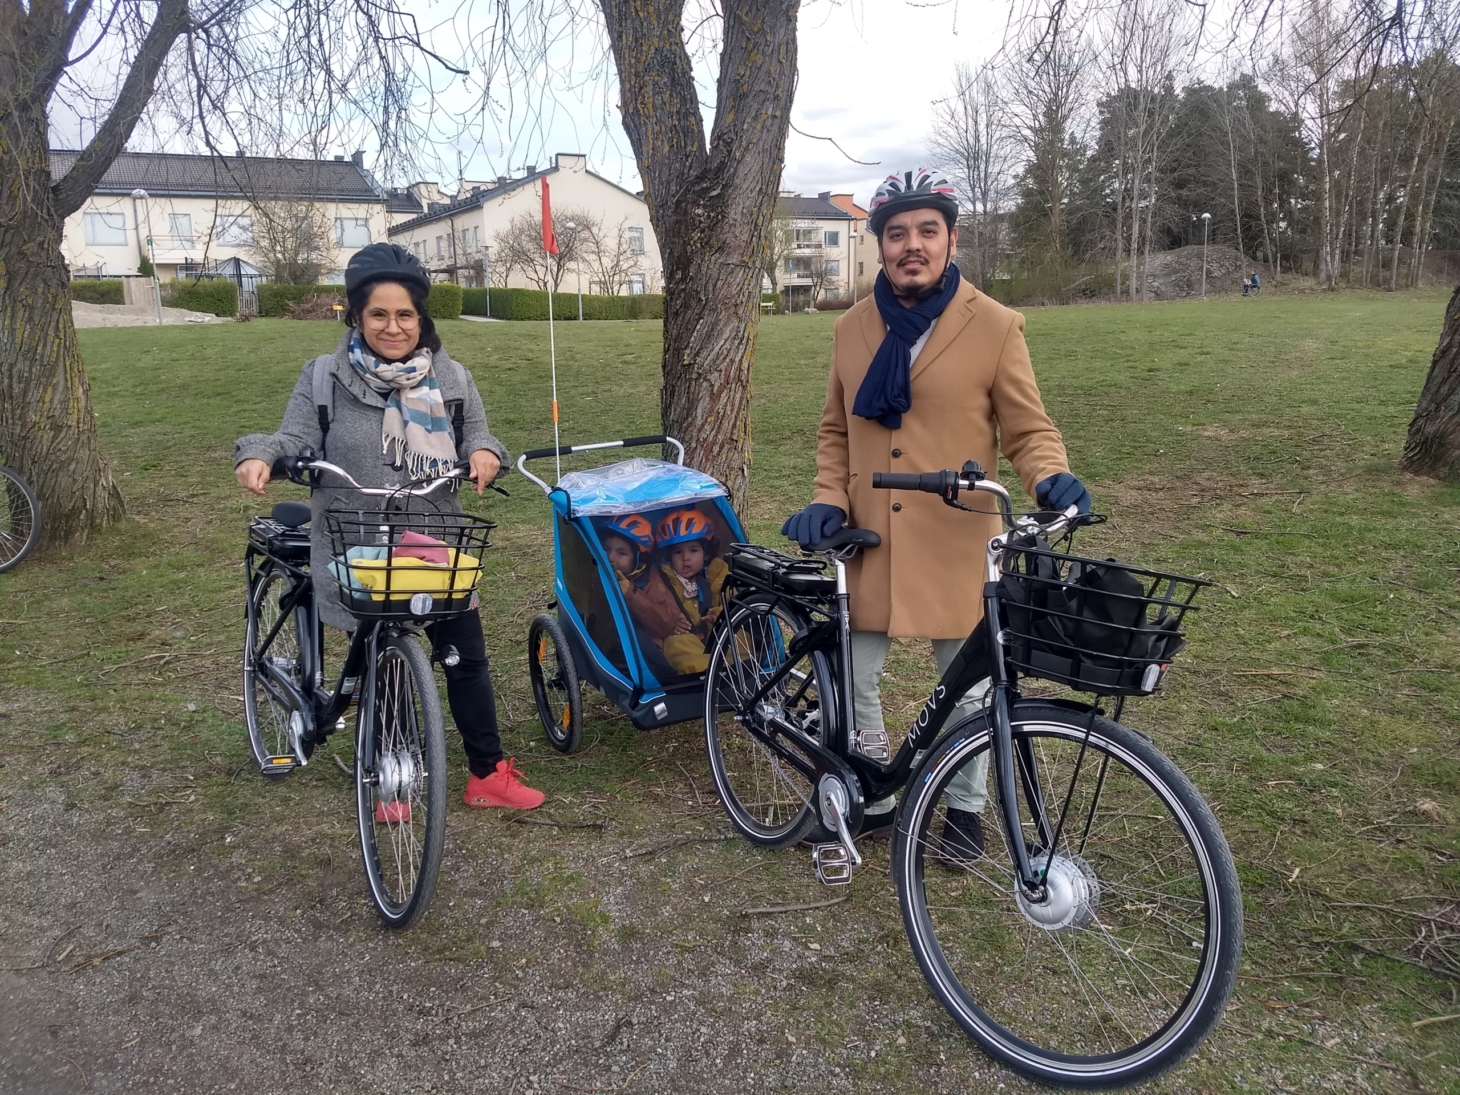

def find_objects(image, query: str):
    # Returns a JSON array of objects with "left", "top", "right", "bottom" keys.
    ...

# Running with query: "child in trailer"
[
  {"left": 656, "top": 509, "right": 731, "bottom": 675},
  {"left": 595, "top": 514, "right": 683, "bottom": 681}
]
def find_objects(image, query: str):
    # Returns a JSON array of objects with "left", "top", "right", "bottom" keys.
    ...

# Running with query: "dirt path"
[{"left": 71, "top": 302, "right": 229, "bottom": 328}]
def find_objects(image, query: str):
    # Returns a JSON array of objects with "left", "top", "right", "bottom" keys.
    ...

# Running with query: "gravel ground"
[{"left": 71, "top": 302, "right": 229, "bottom": 328}]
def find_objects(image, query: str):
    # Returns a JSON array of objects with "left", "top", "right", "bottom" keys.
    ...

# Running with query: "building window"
[
  {"left": 216, "top": 214, "right": 254, "bottom": 246},
  {"left": 335, "top": 217, "right": 371, "bottom": 248},
  {"left": 824, "top": 288, "right": 841, "bottom": 299},
  {"left": 824, "top": 259, "right": 840, "bottom": 277},
  {"left": 793, "top": 227, "right": 819, "bottom": 247},
  {"left": 413, "top": 240, "right": 426, "bottom": 261},
  {"left": 858, "top": 261, "right": 864, "bottom": 277},
  {"left": 436, "top": 236, "right": 445, "bottom": 258},
  {"left": 626, "top": 227, "right": 644, "bottom": 255},
  {"left": 82, "top": 212, "right": 128, "bottom": 246},
  {"left": 167, "top": 213, "right": 193, "bottom": 243},
  {"left": 460, "top": 228, "right": 471, "bottom": 254},
  {"left": 786, "top": 257, "right": 814, "bottom": 276},
  {"left": 824, "top": 231, "right": 840, "bottom": 247},
  {"left": 628, "top": 273, "right": 646, "bottom": 294},
  {"left": 472, "top": 226, "right": 480, "bottom": 251}
]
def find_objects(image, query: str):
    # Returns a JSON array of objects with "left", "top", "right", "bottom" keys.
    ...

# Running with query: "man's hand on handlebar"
[
  {"left": 468, "top": 449, "right": 501, "bottom": 494},
  {"left": 1035, "top": 471, "right": 1092, "bottom": 515},
  {"left": 236, "top": 458, "right": 270, "bottom": 497},
  {"left": 781, "top": 503, "right": 846, "bottom": 550}
]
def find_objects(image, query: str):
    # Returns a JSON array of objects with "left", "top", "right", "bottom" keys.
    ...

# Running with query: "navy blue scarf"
[{"left": 852, "top": 263, "right": 962, "bottom": 430}]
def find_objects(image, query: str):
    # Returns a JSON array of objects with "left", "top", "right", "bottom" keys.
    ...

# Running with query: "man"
[{"left": 782, "top": 167, "right": 1090, "bottom": 865}]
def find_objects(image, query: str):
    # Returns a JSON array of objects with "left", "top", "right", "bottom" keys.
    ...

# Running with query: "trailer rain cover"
[{"left": 556, "top": 458, "right": 727, "bottom": 517}]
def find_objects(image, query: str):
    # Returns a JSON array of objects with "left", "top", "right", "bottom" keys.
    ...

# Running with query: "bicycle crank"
[{"left": 1015, "top": 853, "right": 1101, "bottom": 931}]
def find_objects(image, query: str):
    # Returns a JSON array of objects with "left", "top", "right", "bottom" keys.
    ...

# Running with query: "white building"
[
  {"left": 387, "top": 153, "right": 663, "bottom": 294},
  {"left": 52, "top": 149, "right": 389, "bottom": 288},
  {"left": 770, "top": 192, "right": 881, "bottom": 310}
]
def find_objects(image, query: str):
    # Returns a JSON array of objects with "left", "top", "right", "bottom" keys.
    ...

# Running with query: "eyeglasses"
[{"left": 363, "top": 311, "right": 420, "bottom": 329}]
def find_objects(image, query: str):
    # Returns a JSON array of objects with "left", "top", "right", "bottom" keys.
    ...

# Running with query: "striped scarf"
[{"left": 347, "top": 331, "right": 458, "bottom": 477}]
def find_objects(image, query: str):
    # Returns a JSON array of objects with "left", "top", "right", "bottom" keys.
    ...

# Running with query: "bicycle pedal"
[
  {"left": 812, "top": 843, "right": 854, "bottom": 886},
  {"left": 855, "top": 728, "right": 891, "bottom": 761},
  {"left": 260, "top": 755, "right": 297, "bottom": 777}
]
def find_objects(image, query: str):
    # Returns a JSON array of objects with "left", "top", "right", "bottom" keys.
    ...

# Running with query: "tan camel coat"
[{"left": 810, "top": 280, "right": 1070, "bottom": 638}]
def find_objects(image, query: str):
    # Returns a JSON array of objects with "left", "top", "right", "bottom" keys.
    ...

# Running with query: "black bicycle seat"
[
  {"left": 272, "top": 501, "right": 312, "bottom": 528},
  {"left": 811, "top": 527, "right": 881, "bottom": 552}
]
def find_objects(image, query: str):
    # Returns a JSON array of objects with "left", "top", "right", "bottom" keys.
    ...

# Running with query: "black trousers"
[{"left": 424, "top": 607, "right": 503, "bottom": 777}]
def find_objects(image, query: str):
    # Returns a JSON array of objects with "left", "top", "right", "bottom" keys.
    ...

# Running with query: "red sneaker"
[
  {"left": 374, "top": 798, "right": 411, "bottom": 824},
  {"left": 463, "top": 758, "right": 545, "bottom": 810}
]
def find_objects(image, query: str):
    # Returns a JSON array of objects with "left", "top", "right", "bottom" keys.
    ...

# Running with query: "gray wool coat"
[{"left": 235, "top": 331, "right": 510, "bottom": 631}]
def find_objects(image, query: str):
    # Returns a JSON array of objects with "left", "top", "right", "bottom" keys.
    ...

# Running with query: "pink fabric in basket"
[{"left": 392, "top": 530, "right": 451, "bottom": 566}]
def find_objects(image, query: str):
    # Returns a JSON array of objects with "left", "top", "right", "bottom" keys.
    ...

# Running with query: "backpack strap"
[
  {"left": 312, "top": 357, "right": 335, "bottom": 457},
  {"left": 449, "top": 399, "right": 464, "bottom": 454}
]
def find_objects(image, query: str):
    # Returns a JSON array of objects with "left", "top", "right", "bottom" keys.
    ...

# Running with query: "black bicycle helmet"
[
  {"left": 867, "top": 167, "right": 959, "bottom": 236},
  {"left": 345, "top": 242, "right": 431, "bottom": 296}
]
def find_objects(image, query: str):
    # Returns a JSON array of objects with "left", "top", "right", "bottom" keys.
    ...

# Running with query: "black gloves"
[
  {"left": 1035, "top": 472, "right": 1092, "bottom": 514},
  {"left": 780, "top": 503, "right": 846, "bottom": 550}
]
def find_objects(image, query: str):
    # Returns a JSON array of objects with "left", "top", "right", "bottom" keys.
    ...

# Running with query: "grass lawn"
[{"left": 2, "top": 290, "right": 1458, "bottom": 1093}]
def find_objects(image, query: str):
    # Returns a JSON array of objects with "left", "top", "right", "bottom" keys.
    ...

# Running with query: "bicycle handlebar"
[
  {"left": 872, "top": 461, "right": 1086, "bottom": 539},
  {"left": 273, "top": 455, "right": 482, "bottom": 498}
]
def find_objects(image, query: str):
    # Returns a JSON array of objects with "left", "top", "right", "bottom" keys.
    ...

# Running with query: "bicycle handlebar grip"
[{"left": 872, "top": 471, "right": 952, "bottom": 492}]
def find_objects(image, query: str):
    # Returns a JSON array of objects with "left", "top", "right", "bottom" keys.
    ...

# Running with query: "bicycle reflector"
[{"left": 410, "top": 592, "right": 434, "bottom": 617}]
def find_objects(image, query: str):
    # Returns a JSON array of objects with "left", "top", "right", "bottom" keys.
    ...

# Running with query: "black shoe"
[
  {"left": 937, "top": 808, "right": 984, "bottom": 868},
  {"left": 858, "top": 799, "right": 897, "bottom": 839}
]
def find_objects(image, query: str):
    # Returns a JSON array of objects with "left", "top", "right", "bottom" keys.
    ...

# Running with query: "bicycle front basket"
[
  {"left": 997, "top": 539, "right": 1209, "bottom": 696},
  {"left": 324, "top": 510, "right": 495, "bottom": 621}
]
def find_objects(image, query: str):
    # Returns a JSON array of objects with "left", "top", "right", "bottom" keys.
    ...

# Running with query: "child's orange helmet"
[
  {"left": 596, "top": 513, "right": 655, "bottom": 552},
  {"left": 656, "top": 509, "right": 715, "bottom": 548}
]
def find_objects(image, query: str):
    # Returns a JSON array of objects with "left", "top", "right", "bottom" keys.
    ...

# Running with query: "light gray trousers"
[{"left": 850, "top": 631, "right": 990, "bottom": 813}]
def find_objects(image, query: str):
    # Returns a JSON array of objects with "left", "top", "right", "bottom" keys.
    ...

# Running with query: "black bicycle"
[
  {"left": 703, "top": 462, "right": 1241, "bottom": 1089},
  {"left": 0, "top": 465, "right": 41, "bottom": 573},
  {"left": 243, "top": 455, "right": 494, "bottom": 929}
]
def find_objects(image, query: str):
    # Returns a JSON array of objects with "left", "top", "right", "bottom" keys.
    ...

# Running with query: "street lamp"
[
  {"left": 131, "top": 188, "right": 163, "bottom": 325},
  {"left": 564, "top": 220, "right": 582, "bottom": 320},
  {"left": 848, "top": 230, "right": 857, "bottom": 305},
  {"left": 1200, "top": 212, "right": 1211, "bottom": 299}
]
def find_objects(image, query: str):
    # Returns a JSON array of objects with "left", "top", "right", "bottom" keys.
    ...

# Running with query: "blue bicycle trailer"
[{"left": 516, "top": 435, "right": 746, "bottom": 751}]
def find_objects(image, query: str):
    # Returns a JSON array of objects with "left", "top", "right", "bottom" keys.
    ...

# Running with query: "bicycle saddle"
[
  {"left": 811, "top": 527, "right": 881, "bottom": 552},
  {"left": 272, "top": 501, "right": 312, "bottom": 528}
]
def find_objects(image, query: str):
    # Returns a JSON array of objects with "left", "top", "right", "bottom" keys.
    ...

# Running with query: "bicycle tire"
[
  {"left": 355, "top": 633, "right": 447, "bottom": 930},
  {"left": 892, "top": 701, "right": 1241, "bottom": 1089},
  {"left": 0, "top": 466, "right": 41, "bottom": 574},
  {"left": 703, "top": 595, "right": 833, "bottom": 848},
  {"left": 528, "top": 613, "right": 583, "bottom": 753},
  {"left": 243, "top": 564, "right": 306, "bottom": 776}
]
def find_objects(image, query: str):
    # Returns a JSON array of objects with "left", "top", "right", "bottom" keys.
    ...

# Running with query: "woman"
[{"left": 234, "top": 243, "right": 544, "bottom": 810}]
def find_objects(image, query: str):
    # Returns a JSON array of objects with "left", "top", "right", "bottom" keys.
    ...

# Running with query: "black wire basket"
[
  {"left": 324, "top": 510, "right": 495, "bottom": 621},
  {"left": 997, "top": 537, "right": 1209, "bottom": 696}
]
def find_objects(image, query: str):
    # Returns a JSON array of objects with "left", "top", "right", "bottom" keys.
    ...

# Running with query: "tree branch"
[{"left": 50, "top": 0, "right": 191, "bottom": 218}]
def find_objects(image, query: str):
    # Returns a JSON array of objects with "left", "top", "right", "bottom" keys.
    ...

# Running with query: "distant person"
[
  {"left": 780, "top": 167, "right": 1090, "bottom": 864},
  {"left": 1244, "top": 270, "right": 1260, "bottom": 296}
]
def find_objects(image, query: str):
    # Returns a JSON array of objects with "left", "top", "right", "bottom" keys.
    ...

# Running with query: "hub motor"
[
  {"left": 1015, "top": 853, "right": 1101, "bottom": 931},
  {"left": 375, "top": 749, "right": 418, "bottom": 805}
]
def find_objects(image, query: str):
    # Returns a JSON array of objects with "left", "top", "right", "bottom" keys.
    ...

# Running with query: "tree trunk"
[
  {"left": 598, "top": 0, "right": 797, "bottom": 512},
  {"left": 1401, "top": 286, "right": 1460, "bottom": 478},
  {"left": 0, "top": 103, "right": 127, "bottom": 549}
]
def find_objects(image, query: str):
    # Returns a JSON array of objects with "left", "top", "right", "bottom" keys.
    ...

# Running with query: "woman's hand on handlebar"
[
  {"left": 468, "top": 449, "right": 501, "bottom": 494},
  {"left": 236, "top": 458, "right": 270, "bottom": 497}
]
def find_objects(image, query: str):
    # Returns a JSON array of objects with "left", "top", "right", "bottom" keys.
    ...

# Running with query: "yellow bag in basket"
[{"left": 348, "top": 550, "right": 481, "bottom": 602}]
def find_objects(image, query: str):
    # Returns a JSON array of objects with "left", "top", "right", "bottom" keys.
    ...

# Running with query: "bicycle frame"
[{"left": 721, "top": 474, "right": 1089, "bottom": 897}]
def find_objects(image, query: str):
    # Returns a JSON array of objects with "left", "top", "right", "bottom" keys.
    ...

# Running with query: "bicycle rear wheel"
[
  {"left": 243, "top": 564, "right": 305, "bottom": 775},
  {"left": 356, "top": 633, "right": 447, "bottom": 930},
  {"left": 892, "top": 701, "right": 1241, "bottom": 1089},
  {"left": 0, "top": 466, "right": 41, "bottom": 574},
  {"left": 703, "top": 596, "right": 832, "bottom": 848}
]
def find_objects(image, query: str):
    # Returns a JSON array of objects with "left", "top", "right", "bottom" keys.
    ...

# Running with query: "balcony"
[{"left": 149, "top": 234, "right": 200, "bottom": 262}]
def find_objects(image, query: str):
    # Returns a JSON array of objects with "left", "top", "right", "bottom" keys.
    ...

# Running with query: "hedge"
[
  {"left": 258, "top": 283, "right": 346, "bottom": 317},
  {"left": 69, "top": 279, "right": 124, "bottom": 305},
  {"left": 427, "top": 283, "right": 463, "bottom": 320},
  {"left": 460, "top": 287, "right": 664, "bottom": 321},
  {"left": 167, "top": 279, "right": 238, "bottom": 317}
]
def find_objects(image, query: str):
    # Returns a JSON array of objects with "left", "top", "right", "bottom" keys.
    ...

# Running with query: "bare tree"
[
  {"left": 762, "top": 213, "right": 796, "bottom": 297},
  {"left": 248, "top": 200, "right": 339, "bottom": 284},
  {"left": 490, "top": 206, "right": 587, "bottom": 291},
  {"left": 576, "top": 215, "right": 644, "bottom": 295},
  {"left": 930, "top": 62, "right": 1016, "bottom": 291},
  {"left": 599, "top": 0, "right": 798, "bottom": 509},
  {"left": 1, "top": 0, "right": 484, "bottom": 546}
]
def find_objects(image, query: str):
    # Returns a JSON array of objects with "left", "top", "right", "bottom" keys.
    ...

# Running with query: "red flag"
[{"left": 541, "top": 180, "right": 558, "bottom": 255}]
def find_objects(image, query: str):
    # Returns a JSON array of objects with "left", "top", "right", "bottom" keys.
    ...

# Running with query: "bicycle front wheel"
[
  {"left": 356, "top": 633, "right": 447, "bottom": 930},
  {"left": 243, "top": 563, "right": 305, "bottom": 775},
  {"left": 703, "top": 596, "right": 832, "bottom": 848},
  {"left": 0, "top": 466, "right": 41, "bottom": 574},
  {"left": 892, "top": 701, "right": 1241, "bottom": 1089}
]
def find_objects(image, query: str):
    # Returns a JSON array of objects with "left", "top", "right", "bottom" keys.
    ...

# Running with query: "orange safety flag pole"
[{"left": 543, "top": 180, "right": 561, "bottom": 479}]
